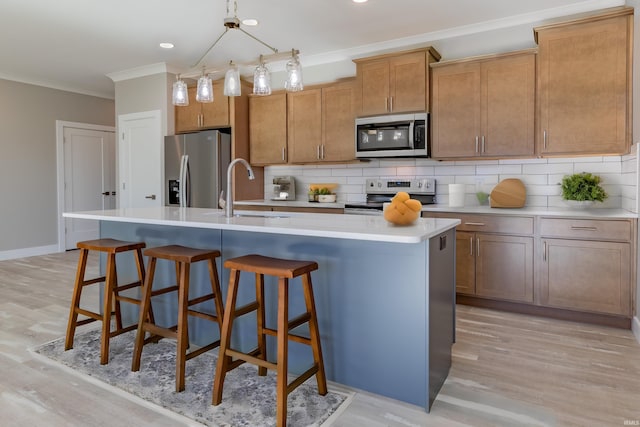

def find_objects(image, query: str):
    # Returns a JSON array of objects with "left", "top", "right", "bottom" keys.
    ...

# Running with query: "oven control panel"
[{"left": 366, "top": 178, "right": 435, "bottom": 195}]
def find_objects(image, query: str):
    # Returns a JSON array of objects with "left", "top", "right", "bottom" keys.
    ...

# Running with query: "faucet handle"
[{"left": 218, "top": 190, "right": 226, "bottom": 209}]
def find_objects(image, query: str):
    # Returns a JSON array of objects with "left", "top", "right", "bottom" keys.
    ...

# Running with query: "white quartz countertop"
[
  {"left": 421, "top": 204, "right": 637, "bottom": 219},
  {"left": 234, "top": 199, "right": 637, "bottom": 219},
  {"left": 63, "top": 207, "right": 460, "bottom": 244}
]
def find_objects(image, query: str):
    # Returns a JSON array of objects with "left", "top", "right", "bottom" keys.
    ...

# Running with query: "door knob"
[
  {"left": 102, "top": 191, "right": 110, "bottom": 196},
  {"left": 145, "top": 194, "right": 156, "bottom": 200}
]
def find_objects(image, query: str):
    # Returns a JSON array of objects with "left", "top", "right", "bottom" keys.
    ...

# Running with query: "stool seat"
[
  {"left": 65, "top": 238, "right": 149, "bottom": 365},
  {"left": 224, "top": 254, "right": 317, "bottom": 278},
  {"left": 77, "top": 238, "right": 146, "bottom": 253},
  {"left": 144, "top": 245, "right": 221, "bottom": 263},
  {"left": 132, "top": 244, "right": 224, "bottom": 392},
  {"left": 213, "top": 254, "right": 327, "bottom": 427}
]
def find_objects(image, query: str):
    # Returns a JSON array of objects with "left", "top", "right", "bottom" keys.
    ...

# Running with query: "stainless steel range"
[{"left": 344, "top": 178, "right": 436, "bottom": 215}]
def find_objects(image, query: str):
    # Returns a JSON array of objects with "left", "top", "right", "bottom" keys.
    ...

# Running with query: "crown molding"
[{"left": 107, "top": 62, "right": 182, "bottom": 82}]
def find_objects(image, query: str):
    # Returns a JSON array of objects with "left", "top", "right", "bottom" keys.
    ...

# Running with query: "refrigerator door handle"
[{"left": 179, "top": 154, "right": 189, "bottom": 207}]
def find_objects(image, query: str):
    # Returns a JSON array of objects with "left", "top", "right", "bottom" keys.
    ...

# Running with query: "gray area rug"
[{"left": 33, "top": 328, "right": 348, "bottom": 426}]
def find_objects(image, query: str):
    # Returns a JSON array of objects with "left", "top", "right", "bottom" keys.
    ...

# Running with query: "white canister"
[{"left": 449, "top": 184, "right": 466, "bottom": 207}]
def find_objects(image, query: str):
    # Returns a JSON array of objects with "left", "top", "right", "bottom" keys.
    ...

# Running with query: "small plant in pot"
[{"left": 560, "top": 172, "right": 607, "bottom": 207}]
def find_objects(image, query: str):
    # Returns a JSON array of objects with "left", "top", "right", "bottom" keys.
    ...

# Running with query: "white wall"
[{"left": 0, "top": 79, "right": 114, "bottom": 259}]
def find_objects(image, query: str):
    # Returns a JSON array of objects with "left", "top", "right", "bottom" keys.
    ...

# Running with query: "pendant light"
[
  {"left": 196, "top": 67, "right": 214, "bottom": 103},
  {"left": 172, "top": 75, "right": 189, "bottom": 106},
  {"left": 284, "top": 49, "right": 303, "bottom": 92},
  {"left": 253, "top": 56, "right": 271, "bottom": 96},
  {"left": 224, "top": 61, "right": 241, "bottom": 96}
]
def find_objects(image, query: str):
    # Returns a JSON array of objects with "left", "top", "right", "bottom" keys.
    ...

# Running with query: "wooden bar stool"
[
  {"left": 131, "top": 245, "right": 224, "bottom": 392},
  {"left": 212, "top": 254, "right": 327, "bottom": 427},
  {"left": 65, "top": 238, "right": 149, "bottom": 365}
]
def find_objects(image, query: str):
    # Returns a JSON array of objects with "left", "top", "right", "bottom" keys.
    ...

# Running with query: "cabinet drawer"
[
  {"left": 540, "top": 218, "right": 631, "bottom": 241},
  {"left": 427, "top": 212, "right": 534, "bottom": 235}
]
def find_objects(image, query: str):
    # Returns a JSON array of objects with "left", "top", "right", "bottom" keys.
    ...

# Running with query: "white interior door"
[
  {"left": 63, "top": 127, "right": 116, "bottom": 249},
  {"left": 118, "top": 111, "right": 163, "bottom": 208}
]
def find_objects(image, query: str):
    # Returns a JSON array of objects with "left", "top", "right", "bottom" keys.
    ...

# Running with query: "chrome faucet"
[{"left": 225, "top": 158, "right": 255, "bottom": 217}]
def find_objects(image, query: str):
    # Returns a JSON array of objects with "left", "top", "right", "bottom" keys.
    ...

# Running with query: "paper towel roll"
[{"left": 449, "top": 184, "right": 465, "bottom": 207}]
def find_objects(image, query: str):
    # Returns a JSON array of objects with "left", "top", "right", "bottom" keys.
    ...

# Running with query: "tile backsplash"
[{"left": 264, "top": 146, "right": 638, "bottom": 213}]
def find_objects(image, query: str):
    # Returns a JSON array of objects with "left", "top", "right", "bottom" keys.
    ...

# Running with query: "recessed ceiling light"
[
  {"left": 242, "top": 18, "right": 258, "bottom": 26},
  {"left": 159, "top": 42, "right": 174, "bottom": 49},
  {"left": 352, "top": 0, "right": 368, "bottom": 3}
]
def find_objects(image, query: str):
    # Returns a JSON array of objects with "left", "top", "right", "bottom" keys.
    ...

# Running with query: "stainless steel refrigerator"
[{"left": 164, "top": 129, "right": 232, "bottom": 208}]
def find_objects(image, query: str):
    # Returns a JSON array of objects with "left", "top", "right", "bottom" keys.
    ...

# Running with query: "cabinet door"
[
  {"left": 175, "top": 87, "right": 201, "bottom": 133},
  {"left": 288, "top": 89, "right": 322, "bottom": 163},
  {"left": 539, "top": 239, "right": 631, "bottom": 315},
  {"left": 430, "top": 62, "right": 481, "bottom": 158},
  {"left": 475, "top": 234, "right": 533, "bottom": 303},
  {"left": 389, "top": 51, "right": 426, "bottom": 114},
  {"left": 249, "top": 94, "right": 287, "bottom": 165},
  {"left": 537, "top": 14, "right": 630, "bottom": 155},
  {"left": 456, "top": 231, "right": 476, "bottom": 295},
  {"left": 482, "top": 53, "right": 535, "bottom": 157},
  {"left": 201, "top": 81, "right": 230, "bottom": 128},
  {"left": 360, "top": 60, "right": 390, "bottom": 116},
  {"left": 322, "top": 82, "right": 356, "bottom": 162}
]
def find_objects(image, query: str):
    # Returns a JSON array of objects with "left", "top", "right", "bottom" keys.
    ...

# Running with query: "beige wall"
[
  {"left": 0, "top": 78, "right": 114, "bottom": 255},
  {"left": 114, "top": 73, "right": 173, "bottom": 136}
]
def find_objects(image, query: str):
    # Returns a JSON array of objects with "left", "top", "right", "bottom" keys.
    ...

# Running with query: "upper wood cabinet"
[
  {"left": 354, "top": 48, "right": 440, "bottom": 116},
  {"left": 288, "top": 80, "right": 357, "bottom": 163},
  {"left": 430, "top": 50, "right": 535, "bottom": 159},
  {"left": 249, "top": 93, "right": 288, "bottom": 165},
  {"left": 175, "top": 81, "right": 230, "bottom": 133},
  {"left": 534, "top": 7, "right": 633, "bottom": 156}
]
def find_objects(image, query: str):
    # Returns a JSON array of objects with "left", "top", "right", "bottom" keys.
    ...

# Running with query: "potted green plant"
[{"left": 560, "top": 172, "right": 607, "bottom": 207}]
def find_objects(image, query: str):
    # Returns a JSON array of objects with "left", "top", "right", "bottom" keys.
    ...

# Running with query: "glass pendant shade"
[
  {"left": 284, "top": 54, "right": 303, "bottom": 92},
  {"left": 253, "top": 62, "right": 271, "bottom": 96},
  {"left": 172, "top": 78, "right": 189, "bottom": 106},
  {"left": 224, "top": 62, "right": 241, "bottom": 96},
  {"left": 196, "top": 74, "right": 214, "bottom": 103}
]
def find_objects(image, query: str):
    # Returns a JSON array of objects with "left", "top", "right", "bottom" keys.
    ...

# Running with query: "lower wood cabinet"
[
  {"left": 538, "top": 218, "right": 634, "bottom": 316},
  {"left": 426, "top": 212, "right": 636, "bottom": 321},
  {"left": 431, "top": 213, "right": 534, "bottom": 303}
]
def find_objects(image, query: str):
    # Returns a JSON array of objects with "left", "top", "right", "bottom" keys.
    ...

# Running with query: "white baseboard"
[
  {"left": 0, "top": 244, "right": 60, "bottom": 261},
  {"left": 633, "top": 316, "right": 640, "bottom": 345}
]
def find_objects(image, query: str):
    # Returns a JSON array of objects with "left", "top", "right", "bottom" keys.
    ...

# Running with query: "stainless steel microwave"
[{"left": 355, "top": 112, "right": 428, "bottom": 158}]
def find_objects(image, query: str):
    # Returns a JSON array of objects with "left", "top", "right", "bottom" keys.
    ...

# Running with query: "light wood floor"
[{"left": 1, "top": 250, "right": 639, "bottom": 426}]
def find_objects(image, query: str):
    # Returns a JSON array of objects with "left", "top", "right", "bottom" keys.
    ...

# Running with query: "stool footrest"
[
  {"left": 226, "top": 348, "right": 276, "bottom": 371},
  {"left": 82, "top": 276, "right": 106, "bottom": 286},
  {"left": 75, "top": 317, "right": 98, "bottom": 327},
  {"left": 151, "top": 285, "right": 179, "bottom": 297},
  {"left": 143, "top": 323, "right": 178, "bottom": 340},
  {"left": 75, "top": 308, "right": 102, "bottom": 321},
  {"left": 287, "top": 365, "right": 320, "bottom": 395},
  {"left": 234, "top": 301, "right": 260, "bottom": 317},
  {"left": 287, "top": 312, "right": 311, "bottom": 331},
  {"left": 185, "top": 340, "right": 220, "bottom": 361},
  {"left": 115, "top": 280, "right": 143, "bottom": 293},
  {"left": 108, "top": 324, "right": 138, "bottom": 337},
  {"left": 116, "top": 295, "right": 142, "bottom": 305},
  {"left": 188, "top": 294, "right": 214, "bottom": 306},
  {"left": 187, "top": 309, "right": 219, "bottom": 322}
]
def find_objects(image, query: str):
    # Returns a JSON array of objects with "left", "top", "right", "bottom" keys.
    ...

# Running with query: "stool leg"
[
  {"left": 112, "top": 260, "right": 123, "bottom": 331},
  {"left": 100, "top": 252, "right": 117, "bottom": 365},
  {"left": 302, "top": 272, "right": 327, "bottom": 395},
  {"left": 212, "top": 268, "right": 241, "bottom": 405},
  {"left": 256, "top": 273, "right": 267, "bottom": 376},
  {"left": 132, "top": 256, "right": 156, "bottom": 372},
  {"left": 65, "top": 248, "right": 89, "bottom": 350},
  {"left": 134, "top": 247, "right": 155, "bottom": 325},
  {"left": 276, "top": 277, "right": 289, "bottom": 427},
  {"left": 208, "top": 258, "right": 225, "bottom": 332},
  {"left": 176, "top": 261, "right": 190, "bottom": 392}
]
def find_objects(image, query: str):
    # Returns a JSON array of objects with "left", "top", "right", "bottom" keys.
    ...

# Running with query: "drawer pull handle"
[
  {"left": 570, "top": 226, "right": 598, "bottom": 231},
  {"left": 465, "top": 222, "right": 486, "bottom": 226},
  {"left": 470, "top": 237, "right": 474, "bottom": 256}
]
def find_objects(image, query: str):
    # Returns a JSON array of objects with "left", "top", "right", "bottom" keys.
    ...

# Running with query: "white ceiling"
[{"left": 0, "top": 0, "right": 627, "bottom": 99}]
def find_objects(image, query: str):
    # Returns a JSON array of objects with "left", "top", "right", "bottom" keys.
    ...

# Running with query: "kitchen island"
[{"left": 63, "top": 207, "right": 460, "bottom": 411}]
